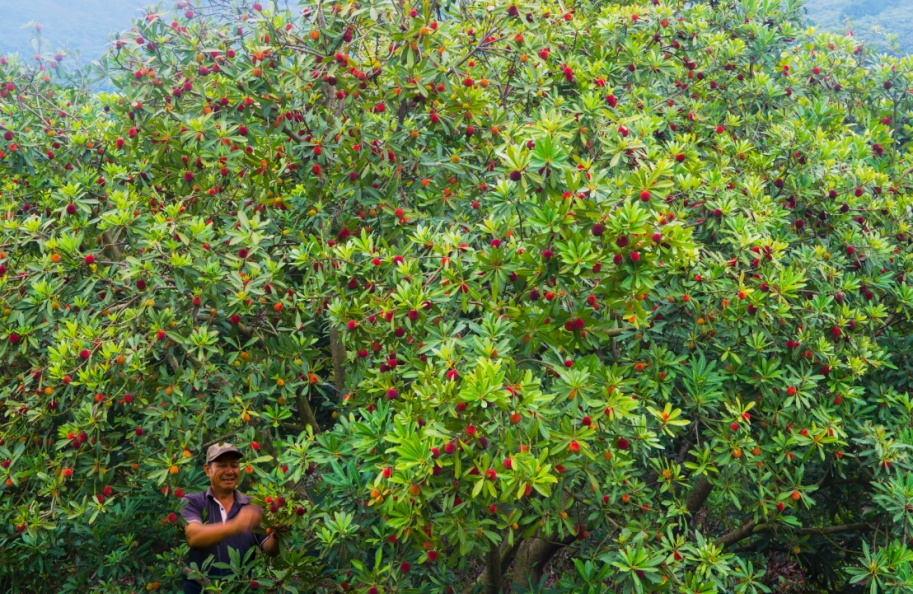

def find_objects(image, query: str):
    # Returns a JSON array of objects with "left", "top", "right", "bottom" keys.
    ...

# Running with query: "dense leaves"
[{"left": 1, "top": 0, "right": 912, "bottom": 592}]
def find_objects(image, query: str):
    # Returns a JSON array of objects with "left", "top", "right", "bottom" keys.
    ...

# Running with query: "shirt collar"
[{"left": 205, "top": 487, "right": 250, "bottom": 505}]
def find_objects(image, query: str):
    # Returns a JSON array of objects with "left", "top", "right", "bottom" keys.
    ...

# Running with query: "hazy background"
[
  {"left": 0, "top": 0, "right": 147, "bottom": 68},
  {"left": 0, "top": 0, "right": 909, "bottom": 67},
  {"left": 803, "top": 0, "right": 913, "bottom": 54}
]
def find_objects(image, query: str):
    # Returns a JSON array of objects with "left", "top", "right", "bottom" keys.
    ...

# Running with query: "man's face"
[{"left": 205, "top": 454, "right": 242, "bottom": 491}]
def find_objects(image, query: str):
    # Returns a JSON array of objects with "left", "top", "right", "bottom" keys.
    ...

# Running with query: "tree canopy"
[{"left": 1, "top": 0, "right": 913, "bottom": 592}]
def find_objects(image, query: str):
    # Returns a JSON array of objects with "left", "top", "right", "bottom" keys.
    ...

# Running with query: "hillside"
[
  {"left": 0, "top": 0, "right": 910, "bottom": 66},
  {"left": 803, "top": 0, "right": 913, "bottom": 55},
  {"left": 0, "top": 0, "right": 144, "bottom": 67}
]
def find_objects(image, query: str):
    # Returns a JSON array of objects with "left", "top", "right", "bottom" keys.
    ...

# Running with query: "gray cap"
[{"left": 205, "top": 442, "right": 243, "bottom": 464}]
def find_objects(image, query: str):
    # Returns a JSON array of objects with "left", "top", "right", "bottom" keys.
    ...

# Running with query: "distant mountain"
[
  {"left": 803, "top": 0, "right": 913, "bottom": 55},
  {"left": 0, "top": 0, "right": 146, "bottom": 67},
  {"left": 0, "top": 0, "right": 907, "bottom": 74}
]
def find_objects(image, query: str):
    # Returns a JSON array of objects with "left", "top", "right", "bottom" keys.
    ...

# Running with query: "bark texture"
[
  {"left": 686, "top": 475, "right": 713, "bottom": 515},
  {"left": 715, "top": 521, "right": 872, "bottom": 548},
  {"left": 296, "top": 388, "right": 320, "bottom": 433},
  {"left": 510, "top": 535, "right": 576, "bottom": 587},
  {"left": 462, "top": 537, "right": 521, "bottom": 594},
  {"left": 329, "top": 326, "right": 346, "bottom": 399}
]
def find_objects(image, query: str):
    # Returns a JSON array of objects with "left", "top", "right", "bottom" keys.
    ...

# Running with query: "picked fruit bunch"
[{"left": 250, "top": 493, "right": 309, "bottom": 534}]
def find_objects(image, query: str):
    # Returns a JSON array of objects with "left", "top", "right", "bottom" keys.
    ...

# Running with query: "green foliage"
[{"left": 0, "top": 0, "right": 912, "bottom": 593}]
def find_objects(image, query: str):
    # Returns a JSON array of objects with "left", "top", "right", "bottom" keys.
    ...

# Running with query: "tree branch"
[
  {"left": 685, "top": 475, "right": 713, "bottom": 515},
  {"left": 715, "top": 521, "right": 873, "bottom": 549},
  {"left": 295, "top": 387, "right": 320, "bottom": 434},
  {"left": 714, "top": 520, "right": 758, "bottom": 548}
]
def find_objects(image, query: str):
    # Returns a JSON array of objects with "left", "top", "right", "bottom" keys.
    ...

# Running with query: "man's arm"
[
  {"left": 183, "top": 504, "right": 262, "bottom": 549},
  {"left": 185, "top": 520, "right": 243, "bottom": 549}
]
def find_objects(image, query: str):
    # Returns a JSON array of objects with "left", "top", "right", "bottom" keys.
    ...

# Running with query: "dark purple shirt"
[{"left": 180, "top": 488, "right": 269, "bottom": 594}]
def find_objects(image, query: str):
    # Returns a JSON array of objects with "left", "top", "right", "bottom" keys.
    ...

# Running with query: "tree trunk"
[
  {"left": 510, "top": 535, "right": 575, "bottom": 587},
  {"left": 462, "top": 536, "right": 521, "bottom": 594},
  {"left": 484, "top": 545, "right": 501, "bottom": 594},
  {"left": 329, "top": 326, "right": 346, "bottom": 400}
]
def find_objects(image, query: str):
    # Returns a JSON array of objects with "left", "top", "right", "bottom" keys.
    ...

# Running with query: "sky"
[{"left": 0, "top": 0, "right": 147, "bottom": 67}]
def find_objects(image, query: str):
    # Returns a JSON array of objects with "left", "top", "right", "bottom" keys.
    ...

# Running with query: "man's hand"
[{"left": 231, "top": 505, "right": 263, "bottom": 534}]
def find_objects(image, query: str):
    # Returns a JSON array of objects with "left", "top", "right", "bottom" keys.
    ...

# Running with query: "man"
[{"left": 180, "top": 442, "right": 280, "bottom": 594}]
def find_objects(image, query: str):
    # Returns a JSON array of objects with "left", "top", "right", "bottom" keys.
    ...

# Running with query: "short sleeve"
[
  {"left": 181, "top": 494, "right": 204, "bottom": 525},
  {"left": 255, "top": 525, "right": 271, "bottom": 548}
]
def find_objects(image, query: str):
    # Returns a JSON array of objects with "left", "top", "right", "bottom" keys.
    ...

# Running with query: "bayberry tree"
[{"left": 1, "top": 0, "right": 913, "bottom": 592}]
